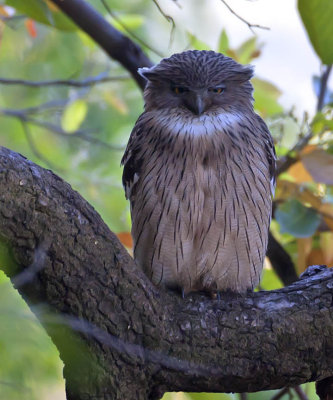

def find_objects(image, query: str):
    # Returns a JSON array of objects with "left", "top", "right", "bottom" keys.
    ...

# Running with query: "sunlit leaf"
[
  {"left": 5, "top": 0, "right": 77, "bottom": 31},
  {"left": 217, "top": 29, "right": 229, "bottom": 54},
  {"left": 236, "top": 36, "right": 260, "bottom": 64},
  {"left": 252, "top": 78, "right": 283, "bottom": 117},
  {"left": 301, "top": 148, "right": 333, "bottom": 185},
  {"left": 279, "top": 117, "right": 300, "bottom": 149},
  {"left": 297, "top": 237, "right": 312, "bottom": 273},
  {"left": 187, "top": 32, "right": 211, "bottom": 51},
  {"left": 298, "top": 0, "right": 333, "bottom": 64},
  {"left": 320, "top": 232, "right": 333, "bottom": 265},
  {"left": 61, "top": 99, "right": 88, "bottom": 133},
  {"left": 275, "top": 199, "right": 321, "bottom": 237},
  {"left": 109, "top": 13, "right": 144, "bottom": 32},
  {"left": 288, "top": 161, "right": 313, "bottom": 183},
  {"left": 103, "top": 91, "right": 129, "bottom": 115}
]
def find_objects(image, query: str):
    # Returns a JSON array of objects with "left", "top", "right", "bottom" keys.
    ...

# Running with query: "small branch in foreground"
[
  {"left": 0, "top": 73, "right": 130, "bottom": 88},
  {"left": 220, "top": 0, "right": 269, "bottom": 32}
]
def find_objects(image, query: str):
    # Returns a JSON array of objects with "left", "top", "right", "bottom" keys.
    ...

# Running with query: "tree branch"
[
  {"left": 1, "top": 145, "right": 333, "bottom": 400},
  {"left": 0, "top": 73, "right": 130, "bottom": 87},
  {"left": 220, "top": 0, "right": 269, "bottom": 32},
  {"left": 49, "top": 0, "right": 152, "bottom": 90}
]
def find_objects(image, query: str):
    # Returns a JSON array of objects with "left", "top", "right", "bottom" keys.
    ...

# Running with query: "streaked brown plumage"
[{"left": 122, "top": 50, "right": 276, "bottom": 294}]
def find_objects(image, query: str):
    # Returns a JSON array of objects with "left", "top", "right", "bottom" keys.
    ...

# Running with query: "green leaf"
[
  {"left": 109, "top": 13, "right": 144, "bottom": 32},
  {"left": 187, "top": 32, "right": 211, "bottom": 51},
  {"left": 298, "top": 0, "right": 333, "bottom": 64},
  {"left": 5, "top": 0, "right": 77, "bottom": 31},
  {"left": 252, "top": 78, "right": 283, "bottom": 116},
  {"left": 61, "top": 99, "right": 88, "bottom": 133},
  {"left": 236, "top": 37, "right": 258, "bottom": 64},
  {"left": 275, "top": 199, "right": 321, "bottom": 238},
  {"left": 217, "top": 29, "right": 229, "bottom": 54}
]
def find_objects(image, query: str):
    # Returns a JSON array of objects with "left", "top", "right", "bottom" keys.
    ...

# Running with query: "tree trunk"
[{"left": 1, "top": 146, "right": 333, "bottom": 400}]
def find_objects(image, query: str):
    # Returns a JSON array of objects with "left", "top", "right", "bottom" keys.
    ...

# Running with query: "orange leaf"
[
  {"left": 306, "top": 248, "right": 326, "bottom": 267},
  {"left": 0, "top": 5, "right": 9, "bottom": 17},
  {"left": 117, "top": 232, "right": 133, "bottom": 249},
  {"left": 44, "top": 0, "right": 60, "bottom": 12},
  {"left": 320, "top": 232, "right": 333, "bottom": 266},
  {"left": 297, "top": 237, "right": 312, "bottom": 273},
  {"left": 288, "top": 161, "right": 313, "bottom": 183},
  {"left": 25, "top": 19, "right": 37, "bottom": 38}
]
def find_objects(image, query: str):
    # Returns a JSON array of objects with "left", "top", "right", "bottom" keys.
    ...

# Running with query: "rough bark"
[{"left": 1, "top": 145, "right": 333, "bottom": 400}]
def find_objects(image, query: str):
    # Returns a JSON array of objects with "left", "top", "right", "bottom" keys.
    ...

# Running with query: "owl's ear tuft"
[
  {"left": 138, "top": 67, "right": 159, "bottom": 82},
  {"left": 231, "top": 65, "right": 254, "bottom": 83}
]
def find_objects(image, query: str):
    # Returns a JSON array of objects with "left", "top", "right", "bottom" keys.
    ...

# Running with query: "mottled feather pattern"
[{"left": 122, "top": 50, "right": 276, "bottom": 294}]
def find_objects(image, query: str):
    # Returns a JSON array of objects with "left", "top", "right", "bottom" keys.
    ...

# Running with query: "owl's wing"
[
  {"left": 121, "top": 115, "right": 145, "bottom": 200},
  {"left": 256, "top": 114, "right": 276, "bottom": 197}
]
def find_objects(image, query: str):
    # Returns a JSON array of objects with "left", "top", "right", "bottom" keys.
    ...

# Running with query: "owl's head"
[{"left": 139, "top": 50, "right": 254, "bottom": 116}]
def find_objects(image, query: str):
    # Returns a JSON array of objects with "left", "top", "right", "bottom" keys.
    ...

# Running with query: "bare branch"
[
  {"left": 152, "top": 0, "right": 176, "bottom": 48},
  {"left": 100, "top": 0, "right": 164, "bottom": 58},
  {"left": 317, "top": 64, "right": 332, "bottom": 112},
  {"left": 0, "top": 73, "right": 130, "bottom": 88},
  {"left": 220, "top": 0, "right": 269, "bottom": 32},
  {"left": 0, "top": 107, "right": 124, "bottom": 151},
  {"left": 293, "top": 386, "right": 309, "bottom": 400}
]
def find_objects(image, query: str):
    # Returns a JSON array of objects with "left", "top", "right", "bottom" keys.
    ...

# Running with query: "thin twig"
[
  {"left": 317, "top": 65, "right": 332, "bottom": 112},
  {"left": 271, "top": 387, "right": 290, "bottom": 400},
  {"left": 152, "top": 0, "right": 176, "bottom": 48},
  {"left": 276, "top": 127, "right": 313, "bottom": 176},
  {"left": 0, "top": 73, "right": 130, "bottom": 88},
  {"left": 293, "top": 385, "right": 309, "bottom": 400},
  {"left": 0, "top": 108, "right": 124, "bottom": 151},
  {"left": 100, "top": 0, "right": 164, "bottom": 57},
  {"left": 220, "top": 0, "right": 269, "bottom": 32},
  {"left": 20, "top": 121, "right": 60, "bottom": 171}
]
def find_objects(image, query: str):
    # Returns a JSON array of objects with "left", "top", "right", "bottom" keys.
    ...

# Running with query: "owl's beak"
[{"left": 185, "top": 93, "right": 206, "bottom": 115}]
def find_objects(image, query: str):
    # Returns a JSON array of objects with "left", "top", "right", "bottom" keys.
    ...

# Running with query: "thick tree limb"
[
  {"left": 49, "top": 0, "right": 152, "bottom": 90},
  {"left": 1, "top": 145, "right": 333, "bottom": 400}
]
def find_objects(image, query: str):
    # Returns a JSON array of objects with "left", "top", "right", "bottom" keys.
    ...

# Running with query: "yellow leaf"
[
  {"left": 306, "top": 248, "right": 326, "bottom": 268},
  {"left": 288, "top": 161, "right": 313, "bottom": 183},
  {"left": 320, "top": 232, "right": 333, "bottom": 265},
  {"left": 44, "top": 0, "right": 59, "bottom": 12},
  {"left": 297, "top": 237, "right": 312, "bottom": 273},
  {"left": 0, "top": 5, "right": 9, "bottom": 17},
  {"left": 103, "top": 92, "right": 128, "bottom": 115},
  {"left": 61, "top": 99, "right": 88, "bottom": 133}
]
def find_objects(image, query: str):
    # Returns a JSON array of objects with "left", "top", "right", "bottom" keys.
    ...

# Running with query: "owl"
[{"left": 122, "top": 50, "right": 275, "bottom": 295}]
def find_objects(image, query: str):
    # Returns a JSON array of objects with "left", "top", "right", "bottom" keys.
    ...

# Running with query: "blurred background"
[{"left": 0, "top": 0, "right": 332, "bottom": 399}]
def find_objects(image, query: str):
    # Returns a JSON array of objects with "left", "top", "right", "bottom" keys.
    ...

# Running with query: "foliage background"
[{"left": 0, "top": 0, "right": 332, "bottom": 399}]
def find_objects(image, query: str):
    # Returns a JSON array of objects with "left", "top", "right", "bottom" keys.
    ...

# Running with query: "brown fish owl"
[{"left": 122, "top": 50, "right": 276, "bottom": 294}]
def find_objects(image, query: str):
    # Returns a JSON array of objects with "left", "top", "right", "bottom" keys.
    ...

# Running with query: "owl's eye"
[
  {"left": 171, "top": 86, "right": 188, "bottom": 94},
  {"left": 209, "top": 87, "right": 225, "bottom": 94}
]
